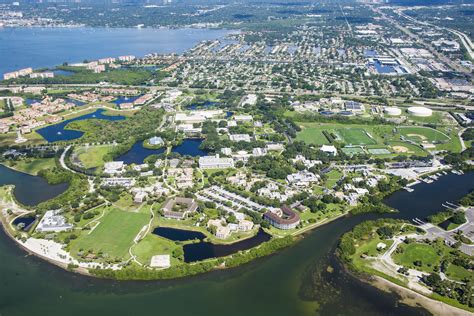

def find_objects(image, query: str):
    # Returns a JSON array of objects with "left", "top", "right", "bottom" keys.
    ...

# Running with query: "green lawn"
[
  {"left": 446, "top": 264, "right": 473, "bottom": 282},
  {"left": 133, "top": 234, "right": 181, "bottom": 266},
  {"left": 296, "top": 125, "right": 330, "bottom": 145},
  {"left": 3, "top": 158, "right": 56, "bottom": 175},
  {"left": 392, "top": 243, "right": 441, "bottom": 273},
  {"left": 69, "top": 209, "right": 149, "bottom": 260},
  {"left": 75, "top": 145, "right": 114, "bottom": 169},
  {"left": 325, "top": 169, "right": 343, "bottom": 188}
]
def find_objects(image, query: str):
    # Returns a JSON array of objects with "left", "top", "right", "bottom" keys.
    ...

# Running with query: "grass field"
[
  {"left": 133, "top": 234, "right": 181, "bottom": 266},
  {"left": 335, "top": 128, "right": 377, "bottom": 145},
  {"left": 75, "top": 145, "right": 114, "bottom": 169},
  {"left": 446, "top": 264, "right": 473, "bottom": 282},
  {"left": 70, "top": 209, "right": 149, "bottom": 260},
  {"left": 296, "top": 125, "right": 330, "bottom": 145},
  {"left": 3, "top": 158, "right": 56, "bottom": 175},
  {"left": 325, "top": 169, "right": 343, "bottom": 188},
  {"left": 397, "top": 126, "right": 450, "bottom": 143},
  {"left": 392, "top": 243, "right": 441, "bottom": 273}
]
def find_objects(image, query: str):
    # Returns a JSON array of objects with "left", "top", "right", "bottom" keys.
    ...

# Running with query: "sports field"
[
  {"left": 341, "top": 147, "right": 365, "bottom": 155},
  {"left": 70, "top": 209, "right": 149, "bottom": 259},
  {"left": 335, "top": 128, "right": 377, "bottom": 145},
  {"left": 392, "top": 243, "right": 441, "bottom": 273},
  {"left": 397, "top": 126, "right": 450, "bottom": 143},
  {"left": 367, "top": 148, "right": 391, "bottom": 155}
]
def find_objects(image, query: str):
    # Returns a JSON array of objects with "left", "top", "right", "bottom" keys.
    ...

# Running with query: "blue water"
[
  {"left": 153, "top": 227, "right": 206, "bottom": 241},
  {"left": 0, "top": 164, "right": 69, "bottom": 206},
  {"left": 186, "top": 101, "right": 219, "bottom": 110},
  {"left": 36, "top": 109, "right": 125, "bottom": 143},
  {"left": 52, "top": 69, "right": 75, "bottom": 77},
  {"left": 64, "top": 98, "right": 86, "bottom": 106},
  {"left": 113, "top": 95, "right": 142, "bottom": 106},
  {"left": 114, "top": 138, "right": 207, "bottom": 164},
  {"left": 115, "top": 141, "right": 165, "bottom": 165},
  {"left": 0, "top": 27, "right": 235, "bottom": 74},
  {"left": 25, "top": 98, "right": 40, "bottom": 106},
  {"left": 172, "top": 139, "right": 208, "bottom": 157}
]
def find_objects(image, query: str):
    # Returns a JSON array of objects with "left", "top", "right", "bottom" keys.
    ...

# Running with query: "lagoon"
[
  {"left": 0, "top": 164, "right": 68, "bottom": 206},
  {"left": 0, "top": 27, "right": 234, "bottom": 75},
  {"left": 36, "top": 109, "right": 125, "bottom": 143}
]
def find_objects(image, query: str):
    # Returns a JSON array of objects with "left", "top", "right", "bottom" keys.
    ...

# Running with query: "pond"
[
  {"left": 115, "top": 139, "right": 208, "bottom": 164},
  {"left": 12, "top": 216, "right": 37, "bottom": 231},
  {"left": 172, "top": 139, "right": 208, "bottom": 157},
  {"left": 153, "top": 227, "right": 206, "bottom": 241},
  {"left": 114, "top": 141, "right": 165, "bottom": 165},
  {"left": 36, "top": 109, "right": 125, "bottom": 143},
  {"left": 183, "top": 229, "right": 272, "bottom": 263},
  {"left": 186, "top": 101, "right": 220, "bottom": 110},
  {"left": 0, "top": 164, "right": 69, "bottom": 206},
  {"left": 112, "top": 95, "right": 143, "bottom": 106}
]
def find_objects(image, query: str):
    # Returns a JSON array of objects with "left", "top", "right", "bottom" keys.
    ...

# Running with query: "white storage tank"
[
  {"left": 384, "top": 106, "right": 402, "bottom": 116},
  {"left": 407, "top": 106, "right": 432, "bottom": 117}
]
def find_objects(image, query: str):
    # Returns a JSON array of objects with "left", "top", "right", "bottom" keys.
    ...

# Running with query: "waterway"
[
  {"left": 36, "top": 109, "right": 125, "bottom": 143},
  {"left": 0, "top": 171, "right": 472, "bottom": 315},
  {"left": 0, "top": 27, "right": 234, "bottom": 75}
]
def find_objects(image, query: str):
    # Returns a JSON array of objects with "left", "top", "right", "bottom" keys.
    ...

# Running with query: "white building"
[
  {"left": 104, "top": 161, "right": 125, "bottom": 175},
  {"left": 320, "top": 145, "right": 338, "bottom": 156},
  {"left": 229, "top": 134, "right": 251, "bottom": 142},
  {"left": 149, "top": 136, "right": 164, "bottom": 146},
  {"left": 36, "top": 210, "right": 73, "bottom": 233},
  {"left": 199, "top": 155, "right": 234, "bottom": 169}
]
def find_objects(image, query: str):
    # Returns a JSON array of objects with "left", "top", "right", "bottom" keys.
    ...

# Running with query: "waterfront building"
[
  {"left": 264, "top": 206, "right": 300, "bottom": 230},
  {"left": 36, "top": 210, "right": 73, "bottom": 233}
]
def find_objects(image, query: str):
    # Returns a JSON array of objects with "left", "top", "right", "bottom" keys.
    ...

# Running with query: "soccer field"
[
  {"left": 335, "top": 128, "right": 377, "bottom": 145},
  {"left": 70, "top": 209, "right": 149, "bottom": 259}
]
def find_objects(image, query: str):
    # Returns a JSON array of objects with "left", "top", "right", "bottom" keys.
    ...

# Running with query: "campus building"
[
  {"left": 199, "top": 155, "right": 234, "bottom": 169},
  {"left": 162, "top": 197, "right": 198, "bottom": 219},
  {"left": 264, "top": 206, "right": 300, "bottom": 230}
]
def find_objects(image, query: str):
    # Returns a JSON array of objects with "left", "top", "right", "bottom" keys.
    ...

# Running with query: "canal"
[{"left": 0, "top": 171, "right": 472, "bottom": 315}]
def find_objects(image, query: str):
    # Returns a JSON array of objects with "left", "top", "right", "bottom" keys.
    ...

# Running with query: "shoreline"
[
  {"left": 369, "top": 275, "right": 472, "bottom": 316},
  {"left": 0, "top": 191, "right": 347, "bottom": 281}
]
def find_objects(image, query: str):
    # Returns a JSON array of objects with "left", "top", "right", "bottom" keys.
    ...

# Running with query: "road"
[{"left": 373, "top": 6, "right": 472, "bottom": 76}]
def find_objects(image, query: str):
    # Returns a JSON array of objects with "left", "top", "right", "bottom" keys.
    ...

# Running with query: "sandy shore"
[{"left": 370, "top": 275, "right": 472, "bottom": 316}]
